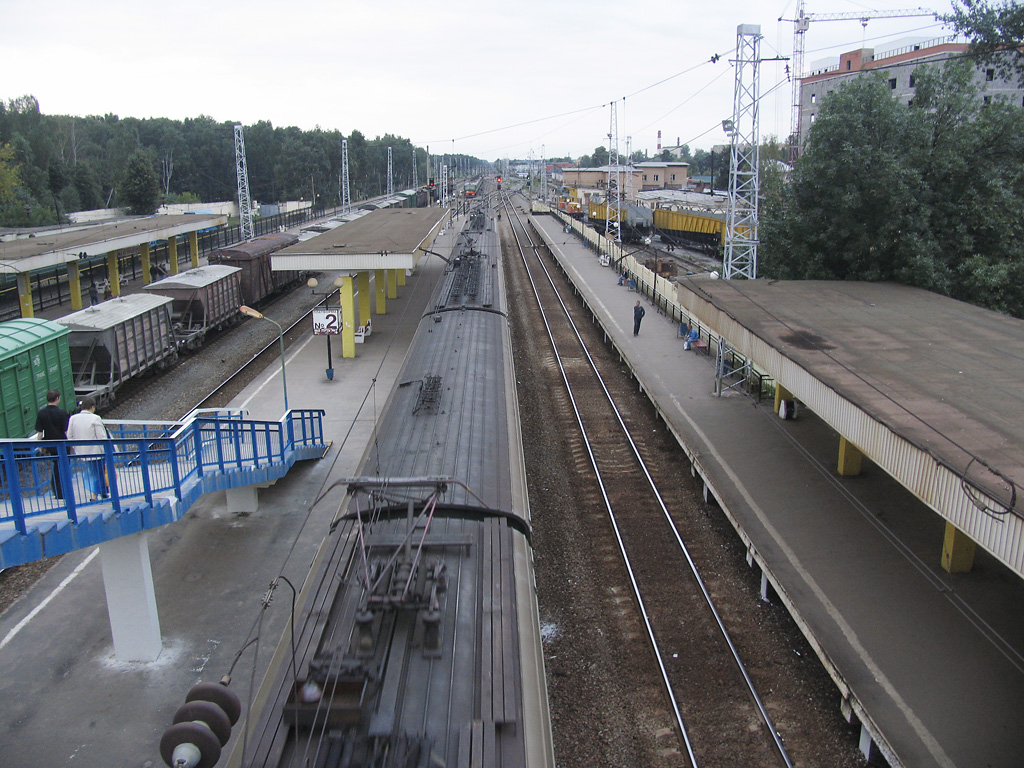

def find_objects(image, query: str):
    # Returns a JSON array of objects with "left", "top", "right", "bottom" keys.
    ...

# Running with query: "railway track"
[{"left": 503, "top": 195, "right": 793, "bottom": 768}]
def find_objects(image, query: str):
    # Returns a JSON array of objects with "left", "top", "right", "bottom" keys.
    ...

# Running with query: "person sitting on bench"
[{"left": 684, "top": 327, "right": 700, "bottom": 350}]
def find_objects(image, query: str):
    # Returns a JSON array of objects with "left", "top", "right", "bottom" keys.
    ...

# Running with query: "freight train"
[
  {"left": 0, "top": 232, "right": 304, "bottom": 422},
  {"left": 157, "top": 202, "right": 555, "bottom": 768}
]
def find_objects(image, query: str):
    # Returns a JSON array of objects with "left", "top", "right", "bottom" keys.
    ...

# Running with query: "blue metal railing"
[{"left": 0, "top": 409, "right": 325, "bottom": 536}]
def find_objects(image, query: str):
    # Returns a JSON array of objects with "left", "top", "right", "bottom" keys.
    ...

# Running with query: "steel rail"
[{"left": 504, "top": 194, "right": 793, "bottom": 768}]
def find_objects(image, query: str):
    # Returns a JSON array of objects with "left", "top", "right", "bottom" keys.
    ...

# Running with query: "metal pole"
[{"left": 265, "top": 317, "right": 288, "bottom": 412}]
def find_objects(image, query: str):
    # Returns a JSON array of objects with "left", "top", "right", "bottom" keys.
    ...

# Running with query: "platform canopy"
[
  {"left": 0, "top": 215, "right": 228, "bottom": 273},
  {"left": 676, "top": 278, "right": 1024, "bottom": 574},
  {"left": 270, "top": 207, "right": 449, "bottom": 272}
]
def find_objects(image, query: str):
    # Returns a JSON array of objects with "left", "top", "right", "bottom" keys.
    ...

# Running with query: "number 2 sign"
[{"left": 312, "top": 309, "right": 341, "bottom": 335}]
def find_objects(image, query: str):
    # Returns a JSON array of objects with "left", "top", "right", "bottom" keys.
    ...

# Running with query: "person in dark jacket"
[
  {"left": 633, "top": 301, "right": 645, "bottom": 336},
  {"left": 35, "top": 389, "right": 70, "bottom": 499}
]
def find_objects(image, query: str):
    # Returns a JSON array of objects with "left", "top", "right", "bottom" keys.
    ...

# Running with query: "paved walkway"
[
  {"left": 530, "top": 212, "right": 1024, "bottom": 768},
  {"left": 0, "top": 216, "right": 462, "bottom": 767}
]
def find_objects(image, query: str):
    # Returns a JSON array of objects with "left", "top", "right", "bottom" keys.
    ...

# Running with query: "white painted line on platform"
[
  {"left": 0, "top": 548, "right": 99, "bottom": 653},
  {"left": 239, "top": 333, "right": 317, "bottom": 411}
]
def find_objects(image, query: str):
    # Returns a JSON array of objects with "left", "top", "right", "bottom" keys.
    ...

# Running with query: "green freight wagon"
[{"left": 0, "top": 318, "right": 75, "bottom": 439}]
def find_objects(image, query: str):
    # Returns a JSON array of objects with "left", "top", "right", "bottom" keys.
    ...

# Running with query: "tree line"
[{"left": 0, "top": 100, "right": 483, "bottom": 226}]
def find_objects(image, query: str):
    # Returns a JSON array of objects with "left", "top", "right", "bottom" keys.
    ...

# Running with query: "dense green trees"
[
  {"left": 121, "top": 150, "right": 160, "bottom": 215},
  {"left": 0, "top": 99, "right": 472, "bottom": 226},
  {"left": 760, "top": 61, "right": 1024, "bottom": 317}
]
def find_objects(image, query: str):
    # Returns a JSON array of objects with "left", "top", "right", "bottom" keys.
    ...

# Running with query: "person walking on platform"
[
  {"left": 67, "top": 396, "right": 108, "bottom": 500},
  {"left": 633, "top": 300, "right": 646, "bottom": 336},
  {"left": 35, "top": 389, "right": 69, "bottom": 500}
]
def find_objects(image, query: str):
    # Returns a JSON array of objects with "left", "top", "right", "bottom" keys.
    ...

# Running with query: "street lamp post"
[
  {"left": 239, "top": 305, "right": 289, "bottom": 413},
  {"left": 307, "top": 276, "right": 345, "bottom": 380}
]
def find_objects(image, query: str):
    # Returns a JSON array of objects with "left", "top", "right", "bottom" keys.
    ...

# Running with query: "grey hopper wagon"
[
  {"left": 144, "top": 265, "right": 243, "bottom": 350},
  {"left": 55, "top": 294, "right": 177, "bottom": 407}
]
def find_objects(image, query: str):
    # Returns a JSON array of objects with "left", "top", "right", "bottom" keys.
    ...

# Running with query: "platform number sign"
[{"left": 313, "top": 309, "right": 341, "bottom": 335}]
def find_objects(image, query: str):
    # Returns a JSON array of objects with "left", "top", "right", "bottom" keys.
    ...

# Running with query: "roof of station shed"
[
  {"left": 271, "top": 207, "right": 449, "bottom": 272},
  {"left": 675, "top": 278, "right": 1024, "bottom": 513},
  {"left": 0, "top": 214, "right": 228, "bottom": 273}
]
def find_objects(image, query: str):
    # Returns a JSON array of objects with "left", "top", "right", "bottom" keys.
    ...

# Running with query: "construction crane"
[{"left": 783, "top": 2, "right": 935, "bottom": 158}]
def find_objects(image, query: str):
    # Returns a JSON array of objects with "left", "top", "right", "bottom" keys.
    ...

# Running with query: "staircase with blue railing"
[{"left": 0, "top": 409, "right": 327, "bottom": 568}]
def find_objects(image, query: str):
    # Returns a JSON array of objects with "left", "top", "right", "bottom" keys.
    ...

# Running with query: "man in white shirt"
[{"left": 67, "top": 397, "right": 108, "bottom": 500}]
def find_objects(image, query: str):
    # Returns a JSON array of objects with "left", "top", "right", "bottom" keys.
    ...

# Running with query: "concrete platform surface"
[
  {"left": 531, "top": 212, "right": 1024, "bottom": 768},
  {"left": 0, "top": 216, "right": 460, "bottom": 767}
]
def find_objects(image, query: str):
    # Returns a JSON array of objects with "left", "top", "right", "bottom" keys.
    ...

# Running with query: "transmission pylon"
[
  {"left": 341, "top": 138, "right": 351, "bottom": 213},
  {"left": 412, "top": 147, "right": 418, "bottom": 189},
  {"left": 724, "top": 24, "right": 762, "bottom": 280},
  {"left": 234, "top": 124, "right": 254, "bottom": 241},
  {"left": 387, "top": 146, "right": 394, "bottom": 197},
  {"left": 441, "top": 164, "right": 448, "bottom": 207}
]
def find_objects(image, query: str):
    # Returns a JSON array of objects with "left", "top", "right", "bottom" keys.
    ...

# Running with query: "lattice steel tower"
[
  {"left": 606, "top": 101, "right": 621, "bottom": 241},
  {"left": 341, "top": 138, "right": 351, "bottom": 213},
  {"left": 387, "top": 146, "right": 394, "bottom": 197},
  {"left": 412, "top": 147, "right": 418, "bottom": 189},
  {"left": 724, "top": 24, "right": 762, "bottom": 280},
  {"left": 234, "top": 124, "right": 254, "bottom": 241}
]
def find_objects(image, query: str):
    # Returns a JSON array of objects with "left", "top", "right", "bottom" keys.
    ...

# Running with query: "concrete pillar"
[
  {"left": 340, "top": 275, "right": 355, "bottom": 359},
  {"left": 227, "top": 485, "right": 258, "bottom": 514},
  {"left": 374, "top": 269, "right": 387, "bottom": 314},
  {"left": 140, "top": 242, "right": 152, "bottom": 285},
  {"left": 397, "top": 267, "right": 406, "bottom": 287},
  {"left": 99, "top": 532, "right": 162, "bottom": 661},
  {"left": 168, "top": 235, "right": 179, "bottom": 275},
  {"left": 67, "top": 261, "right": 83, "bottom": 311},
  {"left": 357, "top": 271, "right": 371, "bottom": 327},
  {"left": 16, "top": 272, "right": 34, "bottom": 318},
  {"left": 838, "top": 436, "right": 863, "bottom": 477},
  {"left": 189, "top": 230, "right": 200, "bottom": 268},
  {"left": 941, "top": 521, "right": 976, "bottom": 574},
  {"left": 106, "top": 251, "right": 121, "bottom": 297},
  {"left": 774, "top": 383, "right": 793, "bottom": 415},
  {"left": 387, "top": 268, "right": 398, "bottom": 299}
]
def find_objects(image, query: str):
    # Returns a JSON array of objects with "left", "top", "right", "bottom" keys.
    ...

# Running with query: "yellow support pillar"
[
  {"left": 374, "top": 269, "right": 387, "bottom": 314},
  {"left": 838, "top": 436, "right": 863, "bottom": 477},
  {"left": 357, "top": 271, "right": 371, "bottom": 327},
  {"left": 387, "top": 269, "right": 398, "bottom": 299},
  {"left": 397, "top": 268, "right": 406, "bottom": 287},
  {"left": 168, "top": 236, "right": 179, "bottom": 275},
  {"left": 140, "top": 242, "right": 152, "bottom": 285},
  {"left": 941, "top": 522, "right": 976, "bottom": 574},
  {"left": 189, "top": 230, "right": 200, "bottom": 269},
  {"left": 16, "top": 272, "right": 34, "bottom": 318},
  {"left": 774, "top": 383, "right": 793, "bottom": 415},
  {"left": 67, "top": 262, "right": 83, "bottom": 311},
  {"left": 340, "top": 275, "right": 355, "bottom": 359},
  {"left": 106, "top": 252, "right": 121, "bottom": 297}
]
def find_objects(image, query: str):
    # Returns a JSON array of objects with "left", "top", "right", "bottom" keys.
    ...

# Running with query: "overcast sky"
[{"left": 3, "top": 0, "right": 958, "bottom": 161}]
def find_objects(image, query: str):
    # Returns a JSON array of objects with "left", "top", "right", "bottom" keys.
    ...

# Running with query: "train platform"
[
  {"left": 0, "top": 215, "right": 461, "bottom": 766},
  {"left": 529, "top": 212, "right": 1024, "bottom": 768}
]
